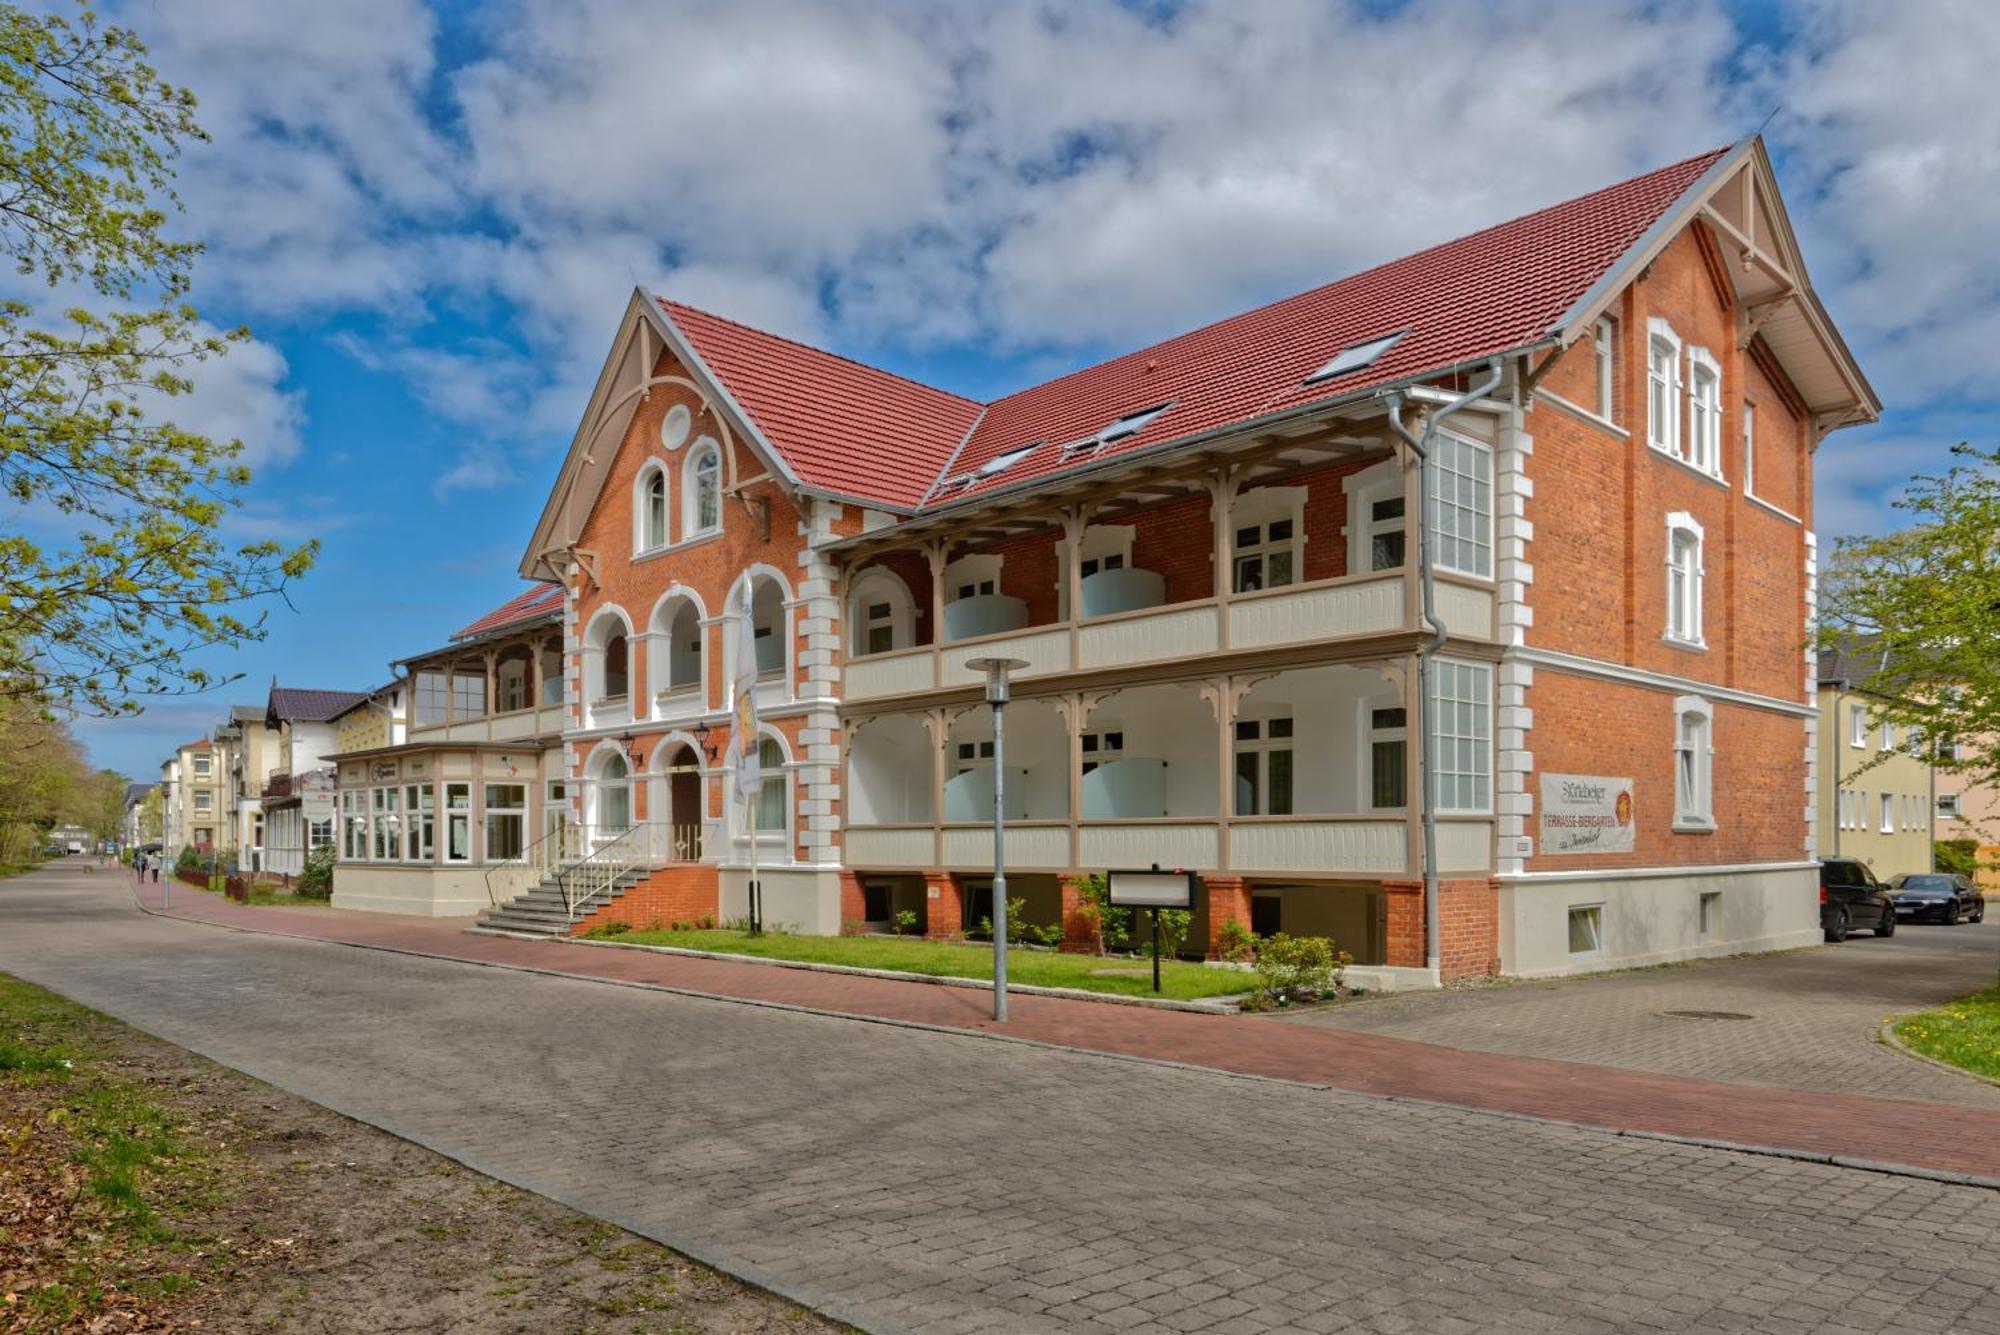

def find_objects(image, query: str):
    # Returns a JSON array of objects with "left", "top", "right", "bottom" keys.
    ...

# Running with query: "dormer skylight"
[
  {"left": 976, "top": 442, "right": 1040, "bottom": 477},
  {"left": 1305, "top": 330, "right": 1406, "bottom": 384},
  {"left": 1060, "top": 402, "right": 1174, "bottom": 460},
  {"left": 1098, "top": 402, "right": 1171, "bottom": 443}
]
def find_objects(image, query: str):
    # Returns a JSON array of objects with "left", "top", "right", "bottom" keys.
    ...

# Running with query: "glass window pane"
[{"left": 1268, "top": 750, "right": 1293, "bottom": 816}]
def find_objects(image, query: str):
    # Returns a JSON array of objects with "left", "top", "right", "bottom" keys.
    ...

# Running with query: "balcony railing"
[
  {"left": 841, "top": 813, "right": 1494, "bottom": 878},
  {"left": 844, "top": 569, "right": 1469, "bottom": 704}
]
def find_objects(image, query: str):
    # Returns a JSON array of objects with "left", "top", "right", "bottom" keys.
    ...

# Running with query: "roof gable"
[{"left": 267, "top": 686, "right": 369, "bottom": 724}]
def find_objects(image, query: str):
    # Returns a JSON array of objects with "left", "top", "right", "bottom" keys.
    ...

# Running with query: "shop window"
[
  {"left": 485, "top": 784, "right": 526, "bottom": 861},
  {"left": 444, "top": 783, "right": 472, "bottom": 862}
]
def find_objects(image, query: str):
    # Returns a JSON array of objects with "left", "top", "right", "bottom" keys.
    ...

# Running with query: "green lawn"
[
  {"left": 1894, "top": 988, "right": 2000, "bottom": 1082},
  {"left": 604, "top": 928, "right": 1253, "bottom": 1001}
]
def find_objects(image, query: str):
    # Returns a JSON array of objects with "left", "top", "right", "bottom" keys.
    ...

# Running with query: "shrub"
[
  {"left": 1250, "top": 933, "right": 1349, "bottom": 1007},
  {"left": 1216, "top": 917, "right": 1255, "bottom": 963},
  {"left": 583, "top": 919, "right": 632, "bottom": 938},
  {"left": 295, "top": 844, "right": 335, "bottom": 900},
  {"left": 1071, "top": 874, "right": 1131, "bottom": 954},
  {"left": 175, "top": 845, "right": 201, "bottom": 872},
  {"left": 1036, "top": 923, "right": 1064, "bottom": 947},
  {"left": 894, "top": 908, "right": 919, "bottom": 936},
  {"left": 1937, "top": 839, "right": 1980, "bottom": 877},
  {"left": 1152, "top": 908, "right": 1193, "bottom": 960}
]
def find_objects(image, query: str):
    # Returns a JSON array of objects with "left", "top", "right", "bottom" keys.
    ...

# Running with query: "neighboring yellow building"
[{"left": 1817, "top": 646, "right": 1938, "bottom": 879}]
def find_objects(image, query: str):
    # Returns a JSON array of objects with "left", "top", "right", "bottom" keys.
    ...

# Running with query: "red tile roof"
[
  {"left": 452, "top": 584, "right": 565, "bottom": 641},
  {"left": 661, "top": 300, "right": 985, "bottom": 510},
  {"left": 661, "top": 146, "right": 1729, "bottom": 512}
]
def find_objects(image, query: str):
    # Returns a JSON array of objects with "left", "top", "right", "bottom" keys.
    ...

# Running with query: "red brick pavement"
[{"left": 127, "top": 872, "right": 2000, "bottom": 1185}]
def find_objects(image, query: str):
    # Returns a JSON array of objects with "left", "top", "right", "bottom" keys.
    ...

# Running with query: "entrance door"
[{"left": 666, "top": 746, "right": 703, "bottom": 861}]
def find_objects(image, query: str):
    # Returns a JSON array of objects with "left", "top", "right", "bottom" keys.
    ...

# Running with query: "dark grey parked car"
[
  {"left": 1819, "top": 857, "right": 1895, "bottom": 942},
  {"left": 1887, "top": 872, "right": 1987, "bottom": 925}
]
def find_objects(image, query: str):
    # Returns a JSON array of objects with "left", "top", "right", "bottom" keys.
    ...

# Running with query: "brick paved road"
[
  {"left": 1286, "top": 922, "right": 2000, "bottom": 1106},
  {"left": 9, "top": 867, "right": 2000, "bottom": 1335}
]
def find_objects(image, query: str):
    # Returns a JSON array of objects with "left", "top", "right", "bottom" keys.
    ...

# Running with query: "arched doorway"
[
  {"left": 661, "top": 743, "right": 704, "bottom": 861},
  {"left": 587, "top": 748, "right": 633, "bottom": 837}
]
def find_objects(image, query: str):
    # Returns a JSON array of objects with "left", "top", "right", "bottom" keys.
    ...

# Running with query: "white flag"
[{"left": 732, "top": 605, "right": 761, "bottom": 801}]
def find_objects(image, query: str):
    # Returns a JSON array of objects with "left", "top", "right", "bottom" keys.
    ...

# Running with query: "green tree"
[
  {"left": 0, "top": 3, "right": 315, "bottom": 715},
  {"left": 1819, "top": 443, "right": 2000, "bottom": 797}
]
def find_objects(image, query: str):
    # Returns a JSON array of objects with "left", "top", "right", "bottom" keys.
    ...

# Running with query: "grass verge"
[
  {"left": 602, "top": 927, "right": 1252, "bottom": 1000},
  {"left": 1893, "top": 987, "right": 2000, "bottom": 1082}
]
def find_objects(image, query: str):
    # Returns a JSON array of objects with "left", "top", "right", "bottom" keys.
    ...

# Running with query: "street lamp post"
[{"left": 965, "top": 657, "right": 1028, "bottom": 1022}]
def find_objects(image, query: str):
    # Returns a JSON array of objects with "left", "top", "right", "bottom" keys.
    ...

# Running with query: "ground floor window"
[
  {"left": 545, "top": 780, "right": 569, "bottom": 843},
  {"left": 341, "top": 791, "right": 365, "bottom": 859},
  {"left": 308, "top": 819, "right": 334, "bottom": 850},
  {"left": 370, "top": 788, "right": 400, "bottom": 860},
  {"left": 1567, "top": 903, "right": 1603, "bottom": 956},
  {"left": 756, "top": 737, "right": 786, "bottom": 833},
  {"left": 445, "top": 783, "right": 472, "bottom": 862},
  {"left": 485, "top": 783, "right": 526, "bottom": 860},
  {"left": 405, "top": 784, "right": 435, "bottom": 861}
]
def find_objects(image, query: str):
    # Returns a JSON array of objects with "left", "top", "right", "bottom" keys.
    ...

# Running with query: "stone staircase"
[{"left": 471, "top": 866, "right": 657, "bottom": 939}]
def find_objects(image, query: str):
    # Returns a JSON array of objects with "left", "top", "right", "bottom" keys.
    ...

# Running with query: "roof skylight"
[
  {"left": 1305, "top": 330, "right": 1406, "bottom": 384},
  {"left": 976, "top": 442, "right": 1040, "bottom": 477},
  {"left": 1097, "top": 402, "right": 1171, "bottom": 443}
]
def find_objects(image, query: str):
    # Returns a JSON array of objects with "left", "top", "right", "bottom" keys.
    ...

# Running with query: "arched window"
[
  {"left": 1664, "top": 513, "right": 1704, "bottom": 647},
  {"left": 1673, "top": 696, "right": 1715, "bottom": 831},
  {"left": 591, "top": 750, "right": 632, "bottom": 833},
  {"left": 685, "top": 441, "right": 721, "bottom": 537},
  {"left": 602, "top": 632, "right": 629, "bottom": 699},
  {"left": 847, "top": 568, "right": 915, "bottom": 657},
  {"left": 636, "top": 466, "right": 667, "bottom": 551},
  {"left": 755, "top": 736, "right": 786, "bottom": 832}
]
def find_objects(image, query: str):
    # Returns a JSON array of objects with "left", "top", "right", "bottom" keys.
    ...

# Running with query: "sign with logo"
[
  {"left": 371, "top": 760, "right": 399, "bottom": 781},
  {"left": 1538, "top": 774, "right": 1635, "bottom": 855}
]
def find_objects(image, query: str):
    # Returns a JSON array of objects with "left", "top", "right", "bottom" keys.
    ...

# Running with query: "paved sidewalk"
[
  {"left": 122, "top": 870, "right": 2000, "bottom": 1184},
  {"left": 11, "top": 866, "right": 2000, "bottom": 1335},
  {"left": 1286, "top": 920, "right": 2000, "bottom": 1106}
]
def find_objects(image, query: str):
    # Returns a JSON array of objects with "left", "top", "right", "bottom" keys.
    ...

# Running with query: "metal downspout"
[{"left": 1384, "top": 357, "right": 1505, "bottom": 978}]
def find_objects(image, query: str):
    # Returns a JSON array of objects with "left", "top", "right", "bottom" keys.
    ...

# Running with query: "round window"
[{"left": 660, "top": 403, "right": 692, "bottom": 451}]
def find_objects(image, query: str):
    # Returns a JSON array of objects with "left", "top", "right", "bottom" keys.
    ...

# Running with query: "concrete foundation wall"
[
  {"left": 1498, "top": 863, "right": 1819, "bottom": 978},
  {"left": 332, "top": 864, "right": 494, "bottom": 917}
]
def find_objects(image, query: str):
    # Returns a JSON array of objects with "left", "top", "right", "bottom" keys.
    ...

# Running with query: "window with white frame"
[
  {"left": 1849, "top": 705, "right": 1867, "bottom": 748},
  {"left": 1673, "top": 696, "right": 1714, "bottom": 830},
  {"left": 1685, "top": 347, "right": 1722, "bottom": 476},
  {"left": 1233, "top": 717, "right": 1294, "bottom": 815},
  {"left": 1938, "top": 793, "right": 1961, "bottom": 821},
  {"left": 414, "top": 670, "right": 448, "bottom": 726},
  {"left": 341, "top": 790, "right": 365, "bottom": 859},
  {"left": 1078, "top": 729, "right": 1122, "bottom": 776},
  {"left": 193, "top": 791, "right": 212, "bottom": 812},
  {"left": 1594, "top": 316, "right": 1617, "bottom": 421},
  {"left": 1368, "top": 705, "right": 1408, "bottom": 810},
  {"left": 371, "top": 787, "right": 400, "bottom": 860},
  {"left": 1568, "top": 904, "right": 1604, "bottom": 956},
  {"left": 193, "top": 755, "right": 211, "bottom": 777},
  {"left": 1742, "top": 401, "right": 1757, "bottom": 496},
  {"left": 444, "top": 783, "right": 472, "bottom": 862},
  {"left": 684, "top": 441, "right": 721, "bottom": 537},
  {"left": 1231, "top": 489, "right": 1304, "bottom": 592},
  {"left": 861, "top": 600, "right": 895, "bottom": 655},
  {"left": 484, "top": 783, "right": 526, "bottom": 861},
  {"left": 1879, "top": 792, "right": 1894, "bottom": 834},
  {"left": 1665, "top": 514, "right": 1704, "bottom": 646},
  {"left": 848, "top": 569, "right": 915, "bottom": 655},
  {"left": 954, "top": 739, "right": 995, "bottom": 777},
  {"left": 754, "top": 736, "right": 786, "bottom": 834},
  {"left": 405, "top": 783, "right": 434, "bottom": 861},
  {"left": 636, "top": 464, "right": 668, "bottom": 552},
  {"left": 1880, "top": 720, "right": 1896, "bottom": 750},
  {"left": 1346, "top": 461, "right": 1407, "bottom": 574},
  {"left": 1429, "top": 659, "right": 1491, "bottom": 812},
  {"left": 1647, "top": 318, "right": 1682, "bottom": 455},
  {"left": 1428, "top": 431, "right": 1493, "bottom": 578}
]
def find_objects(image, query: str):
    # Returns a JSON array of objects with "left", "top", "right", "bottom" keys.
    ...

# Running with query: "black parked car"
[
  {"left": 1819, "top": 857, "right": 1896, "bottom": 942},
  {"left": 1886, "top": 873, "right": 1987, "bottom": 925}
]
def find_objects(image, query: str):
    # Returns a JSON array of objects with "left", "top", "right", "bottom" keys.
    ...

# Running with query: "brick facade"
[{"left": 571, "top": 864, "right": 722, "bottom": 935}]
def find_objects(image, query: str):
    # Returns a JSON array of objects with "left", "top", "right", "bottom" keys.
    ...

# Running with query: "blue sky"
[{"left": 63, "top": 0, "right": 2000, "bottom": 778}]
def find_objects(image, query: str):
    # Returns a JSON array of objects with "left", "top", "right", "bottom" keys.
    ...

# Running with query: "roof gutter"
[{"left": 1384, "top": 356, "right": 1505, "bottom": 980}]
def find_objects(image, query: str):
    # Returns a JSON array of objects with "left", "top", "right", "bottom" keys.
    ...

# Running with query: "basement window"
[
  {"left": 1306, "top": 330, "right": 1405, "bottom": 384},
  {"left": 1567, "top": 904, "right": 1604, "bottom": 957}
]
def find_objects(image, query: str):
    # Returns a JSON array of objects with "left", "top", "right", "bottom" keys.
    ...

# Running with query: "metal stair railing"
[
  {"left": 482, "top": 820, "right": 587, "bottom": 909},
  {"left": 556, "top": 821, "right": 656, "bottom": 921}
]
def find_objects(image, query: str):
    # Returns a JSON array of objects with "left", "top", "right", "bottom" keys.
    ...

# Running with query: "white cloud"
[
  {"left": 144, "top": 327, "right": 307, "bottom": 470},
  {"left": 108, "top": 0, "right": 2000, "bottom": 534}
]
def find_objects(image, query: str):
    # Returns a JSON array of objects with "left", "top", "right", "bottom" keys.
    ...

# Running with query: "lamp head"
[{"left": 964, "top": 656, "right": 1030, "bottom": 705}]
